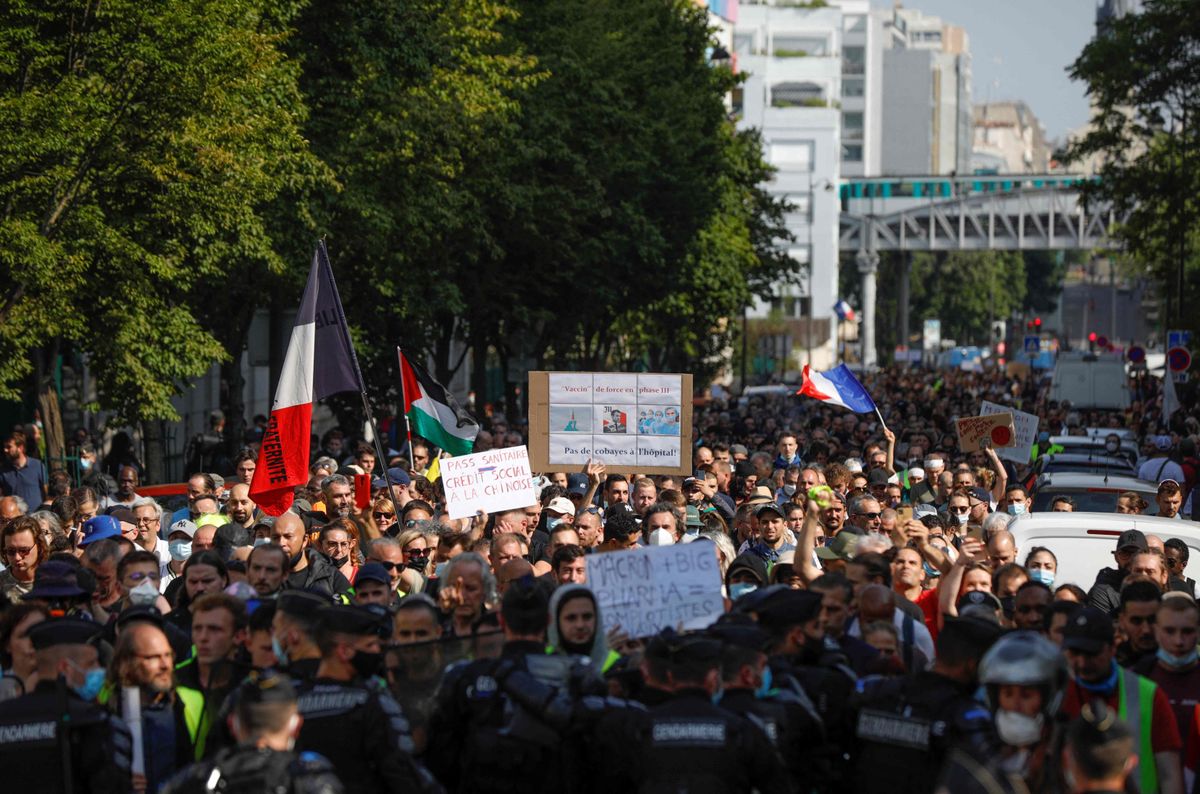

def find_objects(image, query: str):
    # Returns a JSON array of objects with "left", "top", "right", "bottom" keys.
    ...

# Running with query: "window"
[
  {"left": 842, "top": 46, "right": 865, "bottom": 75},
  {"left": 773, "top": 36, "right": 826, "bottom": 57},
  {"left": 843, "top": 78, "right": 865, "bottom": 98},
  {"left": 842, "top": 111, "right": 864, "bottom": 141},
  {"left": 844, "top": 15, "right": 866, "bottom": 33},
  {"left": 733, "top": 33, "right": 754, "bottom": 56},
  {"left": 841, "top": 143, "right": 863, "bottom": 162},
  {"left": 768, "top": 140, "right": 814, "bottom": 170}
]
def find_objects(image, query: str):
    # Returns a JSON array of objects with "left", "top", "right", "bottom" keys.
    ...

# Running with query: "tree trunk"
[
  {"left": 143, "top": 419, "right": 166, "bottom": 484},
  {"left": 222, "top": 345, "right": 247, "bottom": 457}
]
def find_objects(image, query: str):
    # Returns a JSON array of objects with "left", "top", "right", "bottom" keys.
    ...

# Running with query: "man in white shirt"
[{"left": 131, "top": 497, "right": 171, "bottom": 567}]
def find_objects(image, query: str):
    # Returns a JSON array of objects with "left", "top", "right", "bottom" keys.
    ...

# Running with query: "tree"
[
  {"left": 1068, "top": 0, "right": 1200, "bottom": 332},
  {"left": 0, "top": 0, "right": 321, "bottom": 438}
]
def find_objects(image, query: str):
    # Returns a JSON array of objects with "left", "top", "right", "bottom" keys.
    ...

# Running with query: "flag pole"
[
  {"left": 397, "top": 347, "right": 415, "bottom": 465},
  {"left": 873, "top": 406, "right": 888, "bottom": 433},
  {"left": 316, "top": 240, "right": 403, "bottom": 526}
]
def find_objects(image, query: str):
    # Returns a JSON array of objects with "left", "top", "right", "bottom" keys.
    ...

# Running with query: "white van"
[
  {"left": 1007, "top": 512, "right": 1200, "bottom": 590},
  {"left": 1049, "top": 354, "right": 1131, "bottom": 409}
]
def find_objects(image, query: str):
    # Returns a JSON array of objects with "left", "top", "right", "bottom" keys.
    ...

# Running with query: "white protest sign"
[
  {"left": 981, "top": 400, "right": 1039, "bottom": 465},
  {"left": 441, "top": 446, "right": 538, "bottom": 520},
  {"left": 586, "top": 542, "right": 724, "bottom": 638}
]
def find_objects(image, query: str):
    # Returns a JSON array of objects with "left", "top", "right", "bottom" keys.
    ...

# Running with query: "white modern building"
[{"left": 734, "top": 0, "right": 846, "bottom": 373}]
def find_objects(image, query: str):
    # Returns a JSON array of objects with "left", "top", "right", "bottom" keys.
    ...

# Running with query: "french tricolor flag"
[
  {"left": 250, "top": 242, "right": 362, "bottom": 515},
  {"left": 798, "top": 364, "right": 877, "bottom": 414}
]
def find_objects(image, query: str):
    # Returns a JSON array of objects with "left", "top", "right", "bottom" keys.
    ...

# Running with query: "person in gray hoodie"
[{"left": 547, "top": 584, "right": 619, "bottom": 674}]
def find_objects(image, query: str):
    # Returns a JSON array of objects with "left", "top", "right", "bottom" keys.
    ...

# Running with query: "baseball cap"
[
  {"left": 566, "top": 473, "right": 589, "bottom": 496},
  {"left": 385, "top": 467, "right": 411, "bottom": 486},
  {"left": 1116, "top": 529, "right": 1148, "bottom": 553},
  {"left": 355, "top": 562, "right": 392, "bottom": 587},
  {"left": 168, "top": 519, "right": 198, "bottom": 540},
  {"left": 1062, "top": 606, "right": 1114, "bottom": 654},
  {"left": 815, "top": 531, "right": 859, "bottom": 562},
  {"left": 545, "top": 497, "right": 575, "bottom": 516},
  {"left": 956, "top": 590, "right": 1002, "bottom": 614},
  {"left": 682, "top": 476, "right": 700, "bottom": 490},
  {"left": 755, "top": 502, "right": 785, "bottom": 520},
  {"left": 730, "top": 444, "right": 749, "bottom": 457},
  {"left": 913, "top": 503, "right": 939, "bottom": 520},
  {"left": 968, "top": 487, "right": 991, "bottom": 505},
  {"left": 867, "top": 469, "right": 890, "bottom": 486},
  {"left": 79, "top": 515, "right": 121, "bottom": 546}
]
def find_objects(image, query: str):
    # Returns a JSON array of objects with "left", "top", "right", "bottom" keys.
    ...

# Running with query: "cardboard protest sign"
[
  {"left": 528, "top": 371, "right": 694, "bottom": 475},
  {"left": 955, "top": 413, "right": 1017, "bottom": 453},
  {"left": 980, "top": 400, "right": 1039, "bottom": 465},
  {"left": 586, "top": 542, "right": 724, "bottom": 638},
  {"left": 441, "top": 446, "right": 538, "bottom": 520}
]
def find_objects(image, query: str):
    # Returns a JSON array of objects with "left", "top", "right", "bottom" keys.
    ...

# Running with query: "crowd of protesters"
[{"left": 0, "top": 364, "right": 1198, "bottom": 793}]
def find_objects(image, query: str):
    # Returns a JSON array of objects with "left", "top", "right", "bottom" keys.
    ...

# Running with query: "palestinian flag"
[{"left": 398, "top": 348, "right": 479, "bottom": 456}]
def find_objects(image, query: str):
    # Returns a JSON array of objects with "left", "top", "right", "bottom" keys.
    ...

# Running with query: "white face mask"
[
  {"left": 955, "top": 511, "right": 970, "bottom": 525},
  {"left": 782, "top": 484, "right": 797, "bottom": 496},
  {"left": 995, "top": 709, "right": 1043, "bottom": 747},
  {"left": 129, "top": 580, "right": 160, "bottom": 606}
]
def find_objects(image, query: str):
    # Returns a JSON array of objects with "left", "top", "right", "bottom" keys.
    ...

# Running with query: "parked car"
[
  {"left": 1048, "top": 435, "right": 1139, "bottom": 465},
  {"left": 1008, "top": 512, "right": 1200, "bottom": 590},
  {"left": 1028, "top": 472, "right": 1160, "bottom": 515},
  {"left": 1030, "top": 453, "right": 1137, "bottom": 479}
]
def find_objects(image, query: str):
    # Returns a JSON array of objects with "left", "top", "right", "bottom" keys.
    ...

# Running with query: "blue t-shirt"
[{"left": 0, "top": 457, "right": 45, "bottom": 508}]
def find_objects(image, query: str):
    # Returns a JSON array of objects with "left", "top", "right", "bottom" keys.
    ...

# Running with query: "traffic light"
[
  {"left": 1033, "top": 317, "right": 1042, "bottom": 328},
  {"left": 1088, "top": 331, "right": 1097, "bottom": 343}
]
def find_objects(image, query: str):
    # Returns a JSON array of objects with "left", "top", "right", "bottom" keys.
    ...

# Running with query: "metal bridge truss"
[{"left": 839, "top": 187, "right": 1129, "bottom": 252}]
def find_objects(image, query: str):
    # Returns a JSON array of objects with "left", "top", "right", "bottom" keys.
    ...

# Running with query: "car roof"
[
  {"left": 1050, "top": 436, "right": 1138, "bottom": 449},
  {"left": 1041, "top": 453, "right": 1132, "bottom": 466},
  {"left": 1032, "top": 472, "right": 1156, "bottom": 492}
]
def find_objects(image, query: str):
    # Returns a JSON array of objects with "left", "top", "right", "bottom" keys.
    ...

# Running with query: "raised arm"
[
  {"left": 984, "top": 443, "right": 1007, "bottom": 503},
  {"left": 796, "top": 498, "right": 826, "bottom": 585}
]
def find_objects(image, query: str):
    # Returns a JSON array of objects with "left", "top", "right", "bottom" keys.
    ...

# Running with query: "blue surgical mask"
[
  {"left": 729, "top": 582, "right": 758, "bottom": 601},
  {"left": 68, "top": 661, "right": 105, "bottom": 702},
  {"left": 253, "top": 538, "right": 270, "bottom": 548},
  {"left": 272, "top": 636, "right": 290, "bottom": 667},
  {"left": 1028, "top": 568, "right": 1055, "bottom": 587},
  {"left": 79, "top": 458, "right": 92, "bottom": 471},
  {"left": 754, "top": 664, "right": 774, "bottom": 699},
  {"left": 547, "top": 516, "right": 564, "bottom": 531},
  {"left": 1007, "top": 503, "right": 1026, "bottom": 516},
  {"left": 1157, "top": 647, "right": 1199, "bottom": 669},
  {"left": 168, "top": 539, "right": 192, "bottom": 562},
  {"left": 1076, "top": 660, "right": 1120, "bottom": 694}
]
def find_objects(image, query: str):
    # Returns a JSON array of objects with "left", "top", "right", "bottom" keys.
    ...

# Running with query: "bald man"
[
  {"left": 1146, "top": 534, "right": 1167, "bottom": 555},
  {"left": 496, "top": 557, "right": 534, "bottom": 597},
  {"left": 986, "top": 530, "right": 1018, "bottom": 571},
  {"left": 0, "top": 496, "right": 22, "bottom": 525},
  {"left": 270, "top": 512, "right": 350, "bottom": 597},
  {"left": 849, "top": 583, "right": 935, "bottom": 670}
]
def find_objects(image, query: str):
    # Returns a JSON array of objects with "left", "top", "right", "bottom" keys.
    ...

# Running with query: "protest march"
[{"left": 0, "top": 242, "right": 1198, "bottom": 794}]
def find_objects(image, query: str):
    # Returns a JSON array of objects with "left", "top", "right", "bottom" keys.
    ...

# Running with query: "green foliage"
[
  {"left": 0, "top": 0, "right": 321, "bottom": 422},
  {"left": 1067, "top": 0, "right": 1200, "bottom": 331}
]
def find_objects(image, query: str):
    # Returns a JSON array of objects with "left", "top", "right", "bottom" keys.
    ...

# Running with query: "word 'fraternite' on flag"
[
  {"left": 251, "top": 243, "right": 362, "bottom": 515},
  {"left": 797, "top": 364, "right": 878, "bottom": 414},
  {"left": 398, "top": 349, "right": 479, "bottom": 457}
]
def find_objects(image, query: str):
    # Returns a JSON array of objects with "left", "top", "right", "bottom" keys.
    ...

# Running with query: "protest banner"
[
  {"left": 441, "top": 446, "right": 538, "bottom": 520},
  {"left": 980, "top": 400, "right": 1039, "bottom": 464},
  {"left": 527, "top": 371, "right": 694, "bottom": 475},
  {"left": 955, "top": 412, "right": 1017, "bottom": 453},
  {"left": 586, "top": 542, "right": 724, "bottom": 638}
]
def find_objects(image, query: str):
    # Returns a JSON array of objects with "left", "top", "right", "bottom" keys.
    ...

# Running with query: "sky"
[{"left": 868, "top": 0, "right": 1099, "bottom": 143}]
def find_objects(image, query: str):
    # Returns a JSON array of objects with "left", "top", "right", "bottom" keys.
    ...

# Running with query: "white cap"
[
  {"left": 168, "top": 519, "right": 197, "bottom": 539},
  {"left": 647, "top": 528, "right": 676, "bottom": 546},
  {"left": 545, "top": 497, "right": 575, "bottom": 515},
  {"left": 845, "top": 457, "right": 864, "bottom": 473}
]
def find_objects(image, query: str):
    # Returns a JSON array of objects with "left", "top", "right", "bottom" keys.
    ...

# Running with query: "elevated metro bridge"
[{"left": 838, "top": 174, "right": 1126, "bottom": 252}]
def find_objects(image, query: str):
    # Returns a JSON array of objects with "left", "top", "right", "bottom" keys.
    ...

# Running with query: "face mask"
[
  {"left": 1028, "top": 568, "right": 1055, "bottom": 587},
  {"left": 955, "top": 512, "right": 970, "bottom": 525},
  {"left": 782, "top": 484, "right": 797, "bottom": 496},
  {"left": 995, "top": 709, "right": 1044, "bottom": 747},
  {"left": 253, "top": 538, "right": 270, "bottom": 548},
  {"left": 1006, "top": 503, "right": 1026, "bottom": 516},
  {"left": 1157, "top": 646, "right": 1199, "bottom": 669},
  {"left": 272, "top": 635, "right": 290, "bottom": 667},
  {"left": 1077, "top": 660, "right": 1120, "bottom": 694},
  {"left": 289, "top": 550, "right": 304, "bottom": 568},
  {"left": 67, "top": 663, "right": 106, "bottom": 702},
  {"left": 327, "top": 553, "right": 349, "bottom": 569},
  {"left": 754, "top": 664, "right": 774, "bottom": 699},
  {"left": 729, "top": 582, "right": 758, "bottom": 601},
  {"left": 351, "top": 650, "right": 383, "bottom": 679},
  {"left": 547, "top": 516, "right": 564, "bottom": 531},
  {"left": 129, "top": 580, "right": 159, "bottom": 606},
  {"left": 80, "top": 458, "right": 92, "bottom": 471},
  {"left": 168, "top": 539, "right": 192, "bottom": 562}
]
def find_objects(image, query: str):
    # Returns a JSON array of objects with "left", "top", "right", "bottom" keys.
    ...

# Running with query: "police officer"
[
  {"left": 0, "top": 618, "right": 132, "bottom": 794},
  {"left": 849, "top": 616, "right": 1002, "bottom": 794},
  {"left": 273, "top": 590, "right": 328, "bottom": 683},
  {"left": 162, "top": 670, "right": 343, "bottom": 794},
  {"left": 707, "top": 615, "right": 826, "bottom": 784},
  {"left": 590, "top": 627, "right": 793, "bottom": 793},
  {"left": 294, "top": 604, "right": 439, "bottom": 793},
  {"left": 740, "top": 585, "right": 854, "bottom": 789},
  {"left": 426, "top": 577, "right": 604, "bottom": 792},
  {"left": 937, "top": 630, "right": 1070, "bottom": 794}
]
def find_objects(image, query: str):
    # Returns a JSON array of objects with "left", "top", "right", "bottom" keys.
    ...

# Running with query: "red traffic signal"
[
  {"left": 1088, "top": 331, "right": 1097, "bottom": 342},
  {"left": 1033, "top": 317, "right": 1042, "bottom": 327}
]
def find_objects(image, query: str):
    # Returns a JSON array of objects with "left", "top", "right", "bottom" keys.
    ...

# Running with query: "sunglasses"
[
  {"left": 404, "top": 548, "right": 430, "bottom": 558},
  {"left": 854, "top": 512, "right": 882, "bottom": 520},
  {"left": 372, "top": 512, "right": 395, "bottom": 521}
]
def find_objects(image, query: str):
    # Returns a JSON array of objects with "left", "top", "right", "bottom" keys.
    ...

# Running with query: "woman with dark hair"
[
  {"left": 165, "top": 551, "right": 229, "bottom": 635},
  {"left": 0, "top": 603, "right": 49, "bottom": 701}
]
